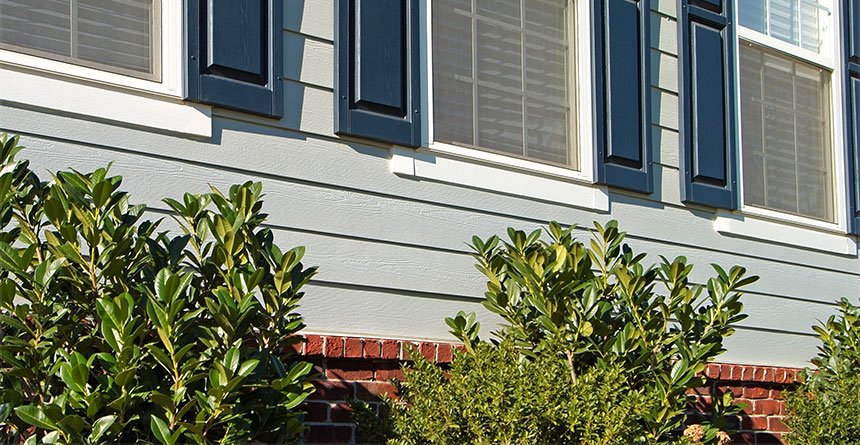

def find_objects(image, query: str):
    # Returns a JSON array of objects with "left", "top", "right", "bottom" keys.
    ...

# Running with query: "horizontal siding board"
[
  {"left": 271, "top": 231, "right": 483, "bottom": 296},
  {"left": 651, "top": 49, "right": 678, "bottom": 93},
  {"left": 250, "top": 79, "right": 335, "bottom": 136},
  {"left": 651, "top": 0, "right": 677, "bottom": 18},
  {"left": 651, "top": 162, "right": 682, "bottom": 204},
  {"left": 722, "top": 328, "right": 819, "bottom": 368},
  {"left": 652, "top": 88, "right": 679, "bottom": 130},
  {"left": 284, "top": 31, "right": 334, "bottom": 89},
  {"left": 740, "top": 293, "right": 835, "bottom": 335},
  {"left": 651, "top": 12, "right": 677, "bottom": 56},
  {"left": 653, "top": 125, "right": 680, "bottom": 168},
  {"left": 284, "top": 0, "right": 333, "bottom": 42},
  {"left": 300, "top": 282, "right": 496, "bottom": 341}
]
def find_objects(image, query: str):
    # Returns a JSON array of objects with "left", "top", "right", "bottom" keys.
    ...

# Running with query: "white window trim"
[
  {"left": 391, "top": 147, "right": 610, "bottom": 211},
  {"left": 0, "top": 0, "right": 211, "bottom": 138},
  {"left": 714, "top": 211, "right": 857, "bottom": 255},
  {"left": 392, "top": 0, "right": 604, "bottom": 210},
  {"left": 737, "top": 27, "right": 834, "bottom": 70},
  {"left": 723, "top": 0, "right": 852, "bottom": 243}
]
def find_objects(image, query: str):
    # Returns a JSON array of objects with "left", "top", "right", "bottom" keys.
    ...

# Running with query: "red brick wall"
[
  {"left": 696, "top": 363, "right": 801, "bottom": 445},
  {"left": 292, "top": 334, "right": 800, "bottom": 445}
]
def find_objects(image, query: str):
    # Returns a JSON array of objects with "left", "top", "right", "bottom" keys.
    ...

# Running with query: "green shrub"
[
  {"left": 356, "top": 221, "right": 754, "bottom": 444},
  {"left": 784, "top": 298, "right": 860, "bottom": 444},
  {"left": 354, "top": 340, "right": 648, "bottom": 445},
  {"left": 0, "top": 135, "right": 316, "bottom": 444}
]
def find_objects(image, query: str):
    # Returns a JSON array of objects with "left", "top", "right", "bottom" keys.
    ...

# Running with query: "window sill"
[
  {"left": 0, "top": 65, "right": 212, "bottom": 138},
  {"left": 390, "top": 147, "right": 609, "bottom": 212},
  {"left": 713, "top": 211, "right": 857, "bottom": 256}
]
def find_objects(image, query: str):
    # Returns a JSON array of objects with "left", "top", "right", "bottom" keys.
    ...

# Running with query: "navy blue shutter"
[
  {"left": 593, "top": 0, "right": 652, "bottom": 194},
  {"left": 335, "top": 0, "right": 421, "bottom": 147},
  {"left": 846, "top": 0, "right": 860, "bottom": 234},
  {"left": 185, "top": 0, "right": 283, "bottom": 119},
  {"left": 678, "top": 0, "right": 737, "bottom": 209}
]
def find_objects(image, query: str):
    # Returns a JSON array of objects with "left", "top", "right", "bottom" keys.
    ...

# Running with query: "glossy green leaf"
[
  {"left": 151, "top": 416, "right": 173, "bottom": 445},
  {"left": 90, "top": 414, "right": 117, "bottom": 442},
  {"left": 14, "top": 405, "right": 59, "bottom": 431}
]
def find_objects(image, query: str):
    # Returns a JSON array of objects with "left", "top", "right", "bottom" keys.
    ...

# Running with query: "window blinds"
[
  {"left": 0, "top": 0, "right": 157, "bottom": 78},
  {"left": 739, "top": 0, "right": 826, "bottom": 53},
  {"left": 740, "top": 43, "right": 834, "bottom": 221},
  {"left": 432, "top": 0, "right": 574, "bottom": 166}
]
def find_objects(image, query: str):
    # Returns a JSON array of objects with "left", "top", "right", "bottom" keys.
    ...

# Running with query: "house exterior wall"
[
  {"left": 2, "top": 1, "right": 853, "bottom": 443},
  {"left": 1, "top": 0, "right": 851, "bottom": 371}
]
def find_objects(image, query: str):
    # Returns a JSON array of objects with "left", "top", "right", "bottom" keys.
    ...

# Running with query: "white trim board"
[
  {"left": 390, "top": 147, "right": 610, "bottom": 212},
  {"left": 0, "top": 67, "right": 212, "bottom": 138},
  {"left": 714, "top": 212, "right": 857, "bottom": 256}
]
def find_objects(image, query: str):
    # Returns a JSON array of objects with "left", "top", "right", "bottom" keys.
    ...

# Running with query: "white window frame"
[
  {"left": 391, "top": 0, "right": 607, "bottom": 211},
  {"left": 0, "top": 0, "right": 211, "bottom": 137},
  {"left": 717, "top": 0, "right": 857, "bottom": 254}
]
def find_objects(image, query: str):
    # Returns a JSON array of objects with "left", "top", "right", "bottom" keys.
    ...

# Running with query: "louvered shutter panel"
[
  {"left": 335, "top": 0, "right": 422, "bottom": 147},
  {"left": 185, "top": 0, "right": 283, "bottom": 119},
  {"left": 593, "top": 0, "right": 652, "bottom": 194},
  {"left": 678, "top": 0, "right": 737, "bottom": 209},
  {"left": 846, "top": 0, "right": 860, "bottom": 234}
]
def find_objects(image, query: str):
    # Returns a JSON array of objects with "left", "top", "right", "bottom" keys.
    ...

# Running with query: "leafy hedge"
[
  {"left": 355, "top": 222, "right": 753, "bottom": 444},
  {"left": 784, "top": 298, "right": 860, "bottom": 444},
  {"left": 0, "top": 135, "right": 316, "bottom": 444},
  {"left": 354, "top": 340, "right": 647, "bottom": 444}
]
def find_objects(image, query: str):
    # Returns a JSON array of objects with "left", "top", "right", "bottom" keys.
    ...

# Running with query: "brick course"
[{"left": 293, "top": 334, "right": 799, "bottom": 445}]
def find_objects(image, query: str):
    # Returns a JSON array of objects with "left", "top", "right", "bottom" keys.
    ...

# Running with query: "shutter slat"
[
  {"left": 678, "top": 0, "right": 737, "bottom": 209},
  {"left": 335, "top": 0, "right": 421, "bottom": 147},
  {"left": 593, "top": 0, "right": 652, "bottom": 194},
  {"left": 185, "top": 0, "right": 282, "bottom": 119}
]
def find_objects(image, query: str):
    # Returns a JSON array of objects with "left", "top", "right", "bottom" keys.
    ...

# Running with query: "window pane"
[
  {"left": 476, "top": 20, "right": 521, "bottom": 90},
  {"left": 739, "top": 0, "right": 767, "bottom": 34},
  {"left": 477, "top": 85, "right": 523, "bottom": 155},
  {"left": 77, "top": 0, "right": 154, "bottom": 73},
  {"left": 432, "top": 0, "right": 574, "bottom": 167},
  {"left": 432, "top": 0, "right": 473, "bottom": 145},
  {"left": 0, "top": 0, "right": 158, "bottom": 78},
  {"left": 738, "top": 0, "right": 827, "bottom": 53},
  {"left": 768, "top": 0, "right": 801, "bottom": 46},
  {"left": 475, "top": 0, "right": 519, "bottom": 27},
  {"left": 0, "top": 0, "right": 71, "bottom": 57},
  {"left": 740, "top": 43, "right": 834, "bottom": 221}
]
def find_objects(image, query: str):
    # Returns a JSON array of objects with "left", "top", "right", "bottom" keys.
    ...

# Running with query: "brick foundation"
[
  {"left": 695, "top": 363, "right": 801, "bottom": 444},
  {"left": 292, "top": 334, "right": 800, "bottom": 445}
]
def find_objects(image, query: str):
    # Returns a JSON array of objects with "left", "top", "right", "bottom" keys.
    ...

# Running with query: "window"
[
  {"left": 430, "top": 0, "right": 578, "bottom": 169},
  {"left": 0, "top": 0, "right": 160, "bottom": 80},
  {"left": 737, "top": 0, "right": 840, "bottom": 223},
  {"left": 0, "top": 0, "right": 211, "bottom": 137}
]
